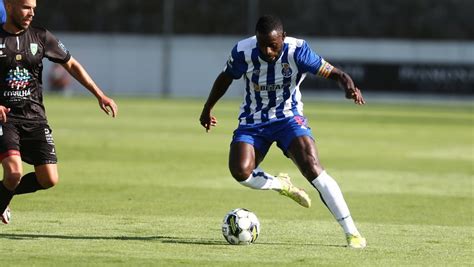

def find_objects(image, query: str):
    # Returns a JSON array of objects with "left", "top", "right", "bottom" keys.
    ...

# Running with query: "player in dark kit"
[{"left": 0, "top": 0, "right": 118, "bottom": 224}]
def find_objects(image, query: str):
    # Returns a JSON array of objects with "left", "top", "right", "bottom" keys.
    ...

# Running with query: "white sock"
[
  {"left": 311, "top": 171, "right": 359, "bottom": 235},
  {"left": 239, "top": 167, "right": 282, "bottom": 190}
]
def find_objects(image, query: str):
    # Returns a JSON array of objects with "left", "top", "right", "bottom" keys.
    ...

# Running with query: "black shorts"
[{"left": 0, "top": 121, "right": 57, "bottom": 166}]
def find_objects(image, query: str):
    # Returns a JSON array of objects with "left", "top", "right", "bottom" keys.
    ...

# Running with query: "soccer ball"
[{"left": 222, "top": 208, "right": 260, "bottom": 245}]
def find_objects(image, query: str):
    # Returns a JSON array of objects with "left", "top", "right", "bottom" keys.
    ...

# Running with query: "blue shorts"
[{"left": 231, "top": 115, "right": 314, "bottom": 157}]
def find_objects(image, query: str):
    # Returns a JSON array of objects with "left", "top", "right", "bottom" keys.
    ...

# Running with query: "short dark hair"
[{"left": 255, "top": 15, "right": 284, "bottom": 34}]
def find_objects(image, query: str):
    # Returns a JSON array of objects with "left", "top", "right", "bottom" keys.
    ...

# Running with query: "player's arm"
[
  {"left": 317, "top": 60, "right": 365, "bottom": 105},
  {"left": 0, "top": 106, "right": 10, "bottom": 123},
  {"left": 199, "top": 71, "right": 233, "bottom": 132},
  {"left": 61, "top": 57, "right": 118, "bottom": 117}
]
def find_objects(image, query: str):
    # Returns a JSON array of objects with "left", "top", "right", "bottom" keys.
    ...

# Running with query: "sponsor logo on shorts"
[
  {"left": 44, "top": 128, "right": 55, "bottom": 145},
  {"left": 294, "top": 116, "right": 308, "bottom": 129}
]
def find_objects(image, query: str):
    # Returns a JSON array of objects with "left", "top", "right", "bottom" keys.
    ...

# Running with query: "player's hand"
[
  {"left": 345, "top": 87, "right": 366, "bottom": 105},
  {"left": 0, "top": 106, "right": 11, "bottom": 123},
  {"left": 199, "top": 110, "right": 218, "bottom": 132},
  {"left": 336, "top": 69, "right": 366, "bottom": 105},
  {"left": 98, "top": 96, "right": 118, "bottom": 117}
]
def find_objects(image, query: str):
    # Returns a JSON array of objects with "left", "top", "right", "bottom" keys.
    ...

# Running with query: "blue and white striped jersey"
[{"left": 224, "top": 36, "right": 333, "bottom": 125}]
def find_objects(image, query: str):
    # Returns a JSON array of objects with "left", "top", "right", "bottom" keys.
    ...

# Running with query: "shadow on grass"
[
  {"left": 0, "top": 233, "right": 222, "bottom": 245},
  {"left": 0, "top": 233, "right": 341, "bottom": 247}
]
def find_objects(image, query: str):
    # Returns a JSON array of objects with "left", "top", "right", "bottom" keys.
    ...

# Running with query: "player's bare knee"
[
  {"left": 44, "top": 177, "right": 59, "bottom": 189},
  {"left": 229, "top": 166, "right": 252, "bottom": 182},
  {"left": 229, "top": 159, "right": 255, "bottom": 181},
  {"left": 3, "top": 171, "right": 22, "bottom": 189},
  {"left": 39, "top": 175, "right": 59, "bottom": 189}
]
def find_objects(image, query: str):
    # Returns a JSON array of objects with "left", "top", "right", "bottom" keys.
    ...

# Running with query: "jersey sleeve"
[
  {"left": 0, "top": 2, "right": 6, "bottom": 24},
  {"left": 294, "top": 41, "right": 324, "bottom": 74},
  {"left": 44, "top": 30, "right": 71, "bottom": 64},
  {"left": 223, "top": 45, "right": 247, "bottom": 79}
]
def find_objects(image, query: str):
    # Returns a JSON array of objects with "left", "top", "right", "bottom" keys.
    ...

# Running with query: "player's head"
[
  {"left": 255, "top": 15, "right": 286, "bottom": 63},
  {"left": 4, "top": 0, "right": 36, "bottom": 32}
]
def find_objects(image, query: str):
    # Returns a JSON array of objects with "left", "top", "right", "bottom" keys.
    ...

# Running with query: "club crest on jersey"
[
  {"left": 30, "top": 43, "right": 38, "bottom": 56},
  {"left": 281, "top": 63, "right": 293, "bottom": 78}
]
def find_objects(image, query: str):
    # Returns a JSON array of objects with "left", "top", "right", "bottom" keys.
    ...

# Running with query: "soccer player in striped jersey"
[{"left": 199, "top": 15, "right": 366, "bottom": 248}]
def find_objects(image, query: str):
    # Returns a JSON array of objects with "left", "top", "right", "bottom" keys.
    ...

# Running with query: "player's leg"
[
  {"left": 229, "top": 125, "right": 310, "bottom": 208},
  {"left": 287, "top": 136, "right": 366, "bottom": 248},
  {"left": 2, "top": 155, "right": 23, "bottom": 190},
  {"left": 1, "top": 164, "right": 58, "bottom": 225},
  {"left": 0, "top": 122, "right": 23, "bottom": 224},
  {"left": 229, "top": 141, "right": 266, "bottom": 182},
  {"left": 0, "top": 155, "right": 23, "bottom": 224},
  {"left": 2, "top": 123, "right": 60, "bottom": 224},
  {"left": 34, "top": 164, "right": 59, "bottom": 189},
  {"left": 1, "top": 162, "right": 58, "bottom": 225},
  {"left": 15, "top": 123, "right": 58, "bottom": 195},
  {"left": 14, "top": 163, "right": 58, "bottom": 195}
]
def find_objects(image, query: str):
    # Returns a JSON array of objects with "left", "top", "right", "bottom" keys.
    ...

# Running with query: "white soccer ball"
[{"left": 222, "top": 208, "right": 260, "bottom": 245}]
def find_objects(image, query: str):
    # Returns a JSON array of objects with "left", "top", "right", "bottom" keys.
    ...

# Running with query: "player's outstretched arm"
[
  {"left": 199, "top": 72, "right": 233, "bottom": 132},
  {"left": 328, "top": 67, "right": 366, "bottom": 105},
  {"left": 61, "top": 57, "right": 118, "bottom": 117}
]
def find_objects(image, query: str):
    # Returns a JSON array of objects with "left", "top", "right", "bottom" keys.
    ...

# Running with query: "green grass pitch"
[{"left": 0, "top": 96, "right": 472, "bottom": 266}]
